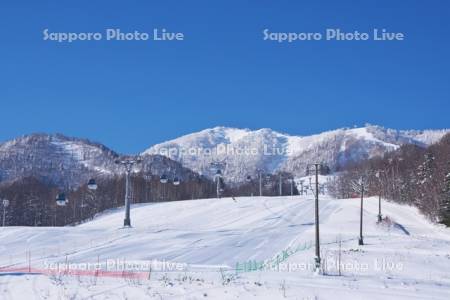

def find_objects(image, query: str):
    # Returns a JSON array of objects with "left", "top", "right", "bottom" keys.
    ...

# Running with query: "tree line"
[
  {"left": 0, "top": 171, "right": 299, "bottom": 226},
  {"left": 329, "top": 133, "right": 450, "bottom": 226}
]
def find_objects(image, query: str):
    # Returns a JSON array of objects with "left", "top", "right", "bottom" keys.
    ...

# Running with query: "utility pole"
[
  {"left": 215, "top": 170, "right": 222, "bottom": 198},
  {"left": 2, "top": 199, "right": 9, "bottom": 227},
  {"left": 258, "top": 170, "right": 263, "bottom": 197},
  {"left": 246, "top": 175, "right": 252, "bottom": 196},
  {"left": 279, "top": 173, "right": 282, "bottom": 196},
  {"left": 350, "top": 177, "right": 366, "bottom": 246},
  {"left": 378, "top": 193, "right": 382, "bottom": 222},
  {"left": 376, "top": 171, "right": 384, "bottom": 222},
  {"left": 359, "top": 178, "right": 364, "bottom": 245},
  {"left": 314, "top": 164, "right": 320, "bottom": 270},
  {"left": 290, "top": 178, "right": 294, "bottom": 196},
  {"left": 299, "top": 180, "right": 304, "bottom": 196},
  {"left": 211, "top": 161, "right": 226, "bottom": 199},
  {"left": 307, "top": 163, "right": 327, "bottom": 272},
  {"left": 115, "top": 157, "right": 142, "bottom": 227}
]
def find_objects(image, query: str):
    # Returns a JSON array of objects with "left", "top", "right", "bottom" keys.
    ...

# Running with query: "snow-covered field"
[{"left": 1, "top": 195, "right": 450, "bottom": 299}]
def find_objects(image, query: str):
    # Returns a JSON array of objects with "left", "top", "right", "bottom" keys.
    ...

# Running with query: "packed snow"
[{"left": 1, "top": 195, "right": 450, "bottom": 299}]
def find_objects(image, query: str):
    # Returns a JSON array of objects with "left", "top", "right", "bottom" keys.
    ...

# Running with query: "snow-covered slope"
[
  {"left": 1, "top": 196, "right": 450, "bottom": 299},
  {"left": 143, "top": 125, "right": 449, "bottom": 182}
]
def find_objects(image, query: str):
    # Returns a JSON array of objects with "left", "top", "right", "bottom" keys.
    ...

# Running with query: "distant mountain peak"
[{"left": 143, "top": 125, "right": 449, "bottom": 182}]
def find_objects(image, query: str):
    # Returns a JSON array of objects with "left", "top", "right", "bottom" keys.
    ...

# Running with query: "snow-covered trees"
[
  {"left": 415, "top": 153, "right": 441, "bottom": 220},
  {"left": 441, "top": 170, "right": 450, "bottom": 225},
  {"left": 333, "top": 133, "right": 450, "bottom": 225}
]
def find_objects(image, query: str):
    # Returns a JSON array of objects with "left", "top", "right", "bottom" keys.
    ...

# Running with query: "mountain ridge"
[
  {"left": 143, "top": 124, "right": 450, "bottom": 182},
  {"left": 1, "top": 125, "right": 448, "bottom": 187},
  {"left": 0, "top": 133, "right": 203, "bottom": 188}
]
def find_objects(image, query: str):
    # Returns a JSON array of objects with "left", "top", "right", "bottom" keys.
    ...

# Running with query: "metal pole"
[
  {"left": 164, "top": 181, "right": 166, "bottom": 201},
  {"left": 300, "top": 181, "right": 304, "bottom": 196},
  {"left": 290, "top": 179, "right": 293, "bottom": 196},
  {"left": 124, "top": 168, "right": 131, "bottom": 227},
  {"left": 279, "top": 174, "right": 282, "bottom": 196},
  {"left": 2, "top": 206, "right": 6, "bottom": 227},
  {"left": 359, "top": 183, "right": 364, "bottom": 245},
  {"left": 216, "top": 176, "right": 220, "bottom": 199},
  {"left": 81, "top": 197, "right": 84, "bottom": 220},
  {"left": 378, "top": 193, "right": 382, "bottom": 222},
  {"left": 376, "top": 172, "right": 383, "bottom": 222},
  {"left": 314, "top": 164, "right": 320, "bottom": 270},
  {"left": 259, "top": 172, "right": 262, "bottom": 197}
]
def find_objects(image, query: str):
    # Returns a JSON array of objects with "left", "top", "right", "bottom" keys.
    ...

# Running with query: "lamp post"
[
  {"left": 2, "top": 199, "right": 9, "bottom": 227},
  {"left": 115, "top": 157, "right": 142, "bottom": 227}
]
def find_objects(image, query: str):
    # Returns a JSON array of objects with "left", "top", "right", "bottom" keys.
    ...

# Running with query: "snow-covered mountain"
[
  {"left": 143, "top": 125, "right": 449, "bottom": 182},
  {"left": 1, "top": 125, "right": 447, "bottom": 188},
  {"left": 0, "top": 133, "right": 202, "bottom": 188},
  {"left": 0, "top": 133, "right": 119, "bottom": 188}
]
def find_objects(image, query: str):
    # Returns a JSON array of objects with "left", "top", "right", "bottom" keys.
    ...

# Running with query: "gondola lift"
[
  {"left": 87, "top": 178, "right": 98, "bottom": 190},
  {"left": 160, "top": 174, "right": 168, "bottom": 184},
  {"left": 173, "top": 177, "right": 181, "bottom": 186},
  {"left": 56, "top": 193, "right": 68, "bottom": 206}
]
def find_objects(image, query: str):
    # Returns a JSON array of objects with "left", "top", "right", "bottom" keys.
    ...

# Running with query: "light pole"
[
  {"left": 115, "top": 157, "right": 142, "bottom": 227},
  {"left": 2, "top": 199, "right": 9, "bottom": 227},
  {"left": 306, "top": 163, "right": 328, "bottom": 272}
]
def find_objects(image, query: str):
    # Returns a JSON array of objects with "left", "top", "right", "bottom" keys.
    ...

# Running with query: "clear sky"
[{"left": 0, "top": 0, "right": 449, "bottom": 154}]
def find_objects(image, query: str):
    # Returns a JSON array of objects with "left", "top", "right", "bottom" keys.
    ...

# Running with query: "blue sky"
[{"left": 0, "top": 0, "right": 449, "bottom": 153}]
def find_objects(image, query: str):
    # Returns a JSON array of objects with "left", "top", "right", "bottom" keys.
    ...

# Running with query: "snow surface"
[{"left": 1, "top": 196, "right": 450, "bottom": 299}]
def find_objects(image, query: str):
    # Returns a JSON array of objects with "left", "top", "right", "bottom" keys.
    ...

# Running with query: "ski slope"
[{"left": 1, "top": 196, "right": 450, "bottom": 299}]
